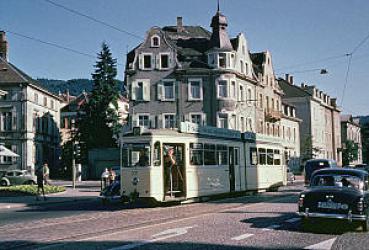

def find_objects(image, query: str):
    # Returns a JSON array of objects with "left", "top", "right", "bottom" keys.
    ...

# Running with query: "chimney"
[
  {"left": 285, "top": 74, "right": 294, "bottom": 84},
  {"left": 177, "top": 17, "right": 184, "bottom": 32},
  {"left": 0, "top": 31, "right": 9, "bottom": 61}
]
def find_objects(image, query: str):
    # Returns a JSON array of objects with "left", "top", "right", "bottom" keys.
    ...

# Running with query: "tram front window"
[{"left": 122, "top": 144, "right": 151, "bottom": 167}]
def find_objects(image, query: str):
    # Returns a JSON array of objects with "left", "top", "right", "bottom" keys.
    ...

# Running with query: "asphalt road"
[{"left": 0, "top": 183, "right": 368, "bottom": 250}]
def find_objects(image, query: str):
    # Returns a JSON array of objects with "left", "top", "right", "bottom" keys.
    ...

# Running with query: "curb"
[{"left": 0, "top": 196, "right": 98, "bottom": 210}]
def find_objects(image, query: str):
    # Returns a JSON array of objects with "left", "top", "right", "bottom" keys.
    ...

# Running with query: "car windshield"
[{"left": 311, "top": 174, "right": 364, "bottom": 191}]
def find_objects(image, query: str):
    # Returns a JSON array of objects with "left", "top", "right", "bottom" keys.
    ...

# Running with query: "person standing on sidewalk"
[
  {"left": 43, "top": 163, "right": 50, "bottom": 185},
  {"left": 35, "top": 165, "right": 46, "bottom": 201}
]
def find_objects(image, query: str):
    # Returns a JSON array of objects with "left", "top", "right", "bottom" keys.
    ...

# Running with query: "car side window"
[
  {"left": 6, "top": 172, "right": 14, "bottom": 177},
  {"left": 15, "top": 172, "right": 23, "bottom": 176}
]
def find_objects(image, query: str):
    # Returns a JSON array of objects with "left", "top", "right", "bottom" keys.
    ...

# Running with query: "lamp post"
[{"left": 71, "top": 118, "right": 76, "bottom": 190}]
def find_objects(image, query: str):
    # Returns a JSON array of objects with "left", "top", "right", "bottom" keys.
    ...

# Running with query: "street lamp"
[{"left": 71, "top": 118, "right": 76, "bottom": 189}]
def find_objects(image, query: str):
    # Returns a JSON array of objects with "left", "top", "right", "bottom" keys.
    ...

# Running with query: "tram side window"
[
  {"left": 234, "top": 147, "right": 239, "bottom": 165},
  {"left": 204, "top": 144, "right": 216, "bottom": 165},
  {"left": 250, "top": 147, "right": 257, "bottom": 165},
  {"left": 122, "top": 144, "right": 151, "bottom": 167},
  {"left": 153, "top": 141, "right": 161, "bottom": 166},
  {"left": 190, "top": 143, "right": 203, "bottom": 165},
  {"left": 274, "top": 150, "right": 281, "bottom": 165},
  {"left": 217, "top": 145, "right": 228, "bottom": 165},
  {"left": 267, "top": 149, "right": 274, "bottom": 165},
  {"left": 258, "top": 148, "right": 266, "bottom": 165}
]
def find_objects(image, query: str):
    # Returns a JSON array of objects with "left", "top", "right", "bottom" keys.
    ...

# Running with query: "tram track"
[{"left": 5, "top": 193, "right": 297, "bottom": 250}]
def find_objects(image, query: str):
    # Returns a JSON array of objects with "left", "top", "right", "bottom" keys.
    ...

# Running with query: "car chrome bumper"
[{"left": 297, "top": 210, "right": 366, "bottom": 222}]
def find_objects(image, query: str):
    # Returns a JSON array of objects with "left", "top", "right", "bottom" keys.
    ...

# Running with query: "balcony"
[{"left": 265, "top": 110, "right": 282, "bottom": 122}]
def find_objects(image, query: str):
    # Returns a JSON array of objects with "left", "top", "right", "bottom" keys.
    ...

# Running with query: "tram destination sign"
[{"left": 180, "top": 122, "right": 241, "bottom": 139}]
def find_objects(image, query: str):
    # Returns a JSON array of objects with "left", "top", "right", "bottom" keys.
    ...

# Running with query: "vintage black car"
[{"left": 297, "top": 168, "right": 369, "bottom": 231}]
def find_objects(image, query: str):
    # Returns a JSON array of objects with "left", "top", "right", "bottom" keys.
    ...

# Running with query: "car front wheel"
[{"left": 0, "top": 180, "right": 8, "bottom": 186}]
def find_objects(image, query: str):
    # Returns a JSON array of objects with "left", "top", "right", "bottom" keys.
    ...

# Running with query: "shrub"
[{"left": 0, "top": 185, "right": 66, "bottom": 196}]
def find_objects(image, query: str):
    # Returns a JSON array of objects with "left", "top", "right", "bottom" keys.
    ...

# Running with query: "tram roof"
[{"left": 122, "top": 129, "right": 243, "bottom": 141}]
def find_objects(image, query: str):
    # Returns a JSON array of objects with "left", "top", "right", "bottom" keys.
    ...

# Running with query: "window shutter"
[
  {"left": 155, "top": 54, "right": 160, "bottom": 69},
  {"left": 202, "top": 113, "right": 207, "bottom": 126},
  {"left": 157, "top": 82, "right": 163, "bottom": 101},
  {"left": 172, "top": 81, "right": 176, "bottom": 99},
  {"left": 130, "top": 82, "right": 137, "bottom": 100},
  {"left": 151, "top": 56, "right": 155, "bottom": 69},
  {"left": 157, "top": 114, "right": 163, "bottom": 129},
  {"left": 149, "top": 115, "right": 156, "bottom": 129},
  {"left": 138, "top": 54, "right": 143, "bottom": 69},
  {"left": 12, "top": 112, "right": 16, "bottom": 130},
  {"left": 169, "top": 54, "right": 173, "bottom": 68},
  {"left": 143, "top": 81, "right": 150, "bottom": 101}
]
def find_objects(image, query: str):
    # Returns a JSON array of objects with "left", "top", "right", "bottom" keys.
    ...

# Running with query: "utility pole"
[{"left": 71, "top": 118, "right": 76, "bottom": 189}]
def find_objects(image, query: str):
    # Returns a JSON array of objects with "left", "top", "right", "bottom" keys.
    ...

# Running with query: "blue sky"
[{"left": 1, "top": 0, "right": 369, "bottom": 115}]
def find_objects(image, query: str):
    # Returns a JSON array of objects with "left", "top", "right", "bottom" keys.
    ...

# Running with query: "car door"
[
  {"left": 5, "top": 171, "right": 15, "bottom": 185},
  {"left": 14, "top": 171, "right": 24, "bottom": 185}
]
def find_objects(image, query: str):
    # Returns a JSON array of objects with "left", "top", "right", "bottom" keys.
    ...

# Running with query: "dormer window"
[
  {"left": 151, "top": 36, "right": 160, "bottom": 47},
  {"left": 219, "top": 53, "right": 226, "bottom": 68}
]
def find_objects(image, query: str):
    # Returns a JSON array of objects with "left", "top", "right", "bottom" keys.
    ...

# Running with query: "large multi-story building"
[
  {"left": 125, "top": 8, "right": 301, "bottom": 170},
  {"left": 279, "top": 76, "right": 342, "bottom": 166},
  {"left": 341, "top": 114, "right": 362, "bottom": 165},
  {"left": 0, "top": 31, "right": 61, "bottom": 173}
]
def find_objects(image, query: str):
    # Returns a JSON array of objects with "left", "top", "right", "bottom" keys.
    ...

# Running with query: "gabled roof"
[
  {"left": 0, "top": 57, "right": 60, "bottom": 99},
  {"left": 250, "top": 52, "right": 265, "bottom": 75},
  {"left": 278, "top": 78, "right": 312, "bottom": 98}
]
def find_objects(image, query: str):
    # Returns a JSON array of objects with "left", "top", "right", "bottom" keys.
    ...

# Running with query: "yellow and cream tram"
[{"left": 119, "top": 122, "right": 287, "bottom": 203}]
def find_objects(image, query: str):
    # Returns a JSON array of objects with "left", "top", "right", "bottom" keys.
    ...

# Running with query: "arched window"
[{"left": 151, "top": 36, "right": 160, "bottom": 47}]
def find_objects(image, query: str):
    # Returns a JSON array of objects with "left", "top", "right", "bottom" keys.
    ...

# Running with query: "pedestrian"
[
  {"left": 108, "top": 167, "right": 116, "bottom": 185},
  {"left": 35, "top": 165, "right": 46, "bottom": 201},
  {"left": 101, "top": 168, "right": 109, "bottom": 190},
  {"left": 164, "top": 147, "right": 176, "bottom": 195},
  {"left": 43, "top": 162, "right": 50, "bottom": 185}
]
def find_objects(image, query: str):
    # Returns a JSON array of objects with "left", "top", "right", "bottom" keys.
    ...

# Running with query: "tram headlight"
[{"left": 132, "top": 177, "right": 140, "bottom": 186}]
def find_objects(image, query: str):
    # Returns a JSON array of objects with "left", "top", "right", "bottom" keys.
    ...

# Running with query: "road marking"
[
  {"left": 285, "top": 218, "right": 300, "bottom": 223},
  {"left": 108, "top": 225, "right": 196, "bottom": 250},
  {"left": 304, "top": 237, "right": 337, "bottom": 250},
  {"left": 231, "top": 233, "right": 254, "bottom": 241},
  {"left": 262, "top": 224, "right": 281, "bottom": 231},
  {"left": 33, "top": 195, "right": 295, "bottom": 249}
]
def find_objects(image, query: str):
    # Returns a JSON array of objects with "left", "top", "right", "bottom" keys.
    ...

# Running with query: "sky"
[{"left": 1, "top": 0, "right": 369, "bottom": 115}]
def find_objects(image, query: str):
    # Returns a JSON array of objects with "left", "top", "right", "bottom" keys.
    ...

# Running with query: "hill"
[{"left": 37, "top": 78, "right": 125, "bottom": 96}]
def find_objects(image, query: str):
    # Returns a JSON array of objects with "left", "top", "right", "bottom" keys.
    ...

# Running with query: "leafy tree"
[
  {"left": 78, "top": 43, "right": 121, "bottom": 154},
  {"left": 342, "top": 140, "right": 359, "bottom": 166}
]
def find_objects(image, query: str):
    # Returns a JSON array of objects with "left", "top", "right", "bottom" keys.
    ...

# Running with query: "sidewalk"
[{"left": 0, "top": 180, "right": 101, "bottom": 210}]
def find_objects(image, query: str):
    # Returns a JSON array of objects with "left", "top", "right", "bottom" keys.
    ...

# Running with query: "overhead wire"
[
  {"left": 42, "top": 0, "right": 143, "bottom": 40},
  {"left": 5, "top": 29, "right": 124, "bottom": 67},
  {"left": 340, "top": 31, "right": 369, "bottom": 107}
]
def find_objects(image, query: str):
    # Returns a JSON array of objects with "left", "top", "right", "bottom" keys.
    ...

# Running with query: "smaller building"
[
  {"left": 341, "top": 114, "right": 363, "bottom": 165},
  {"left": 281, "top": 102, "right": 302, "bottom": 173},
  {"left": 0, "top": 31, "right": 62, "bottom": 173}
]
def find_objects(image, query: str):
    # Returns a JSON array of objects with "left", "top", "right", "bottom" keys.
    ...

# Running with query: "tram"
[{"left": 119, "top": 123, "right": 287, "bottom": 202}]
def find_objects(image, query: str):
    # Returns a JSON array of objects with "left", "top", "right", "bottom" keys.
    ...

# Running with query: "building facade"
[
  {"left": 0, "top": 31, "right": 61, "bottom": 173},
  {"left": 279, "top": 76, "right": 342, "bottom": 166},
  {"left": 125, "top": 9, "right": 301, "bottom": 172},
  {"left": 341, "top": 114, "right": 362, "bottom": 165}
]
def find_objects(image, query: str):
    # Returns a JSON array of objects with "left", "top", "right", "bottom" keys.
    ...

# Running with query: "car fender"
[{"left": 0, "top": 177, "right": 10, "bottom": 186}]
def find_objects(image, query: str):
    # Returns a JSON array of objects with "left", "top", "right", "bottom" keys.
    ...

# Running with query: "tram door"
[
  {"left": 163, "top": 144, "right": 186, "bottom": 199},
  {"left": 229, "top": 147, "right": 236, "bottom": 192}
]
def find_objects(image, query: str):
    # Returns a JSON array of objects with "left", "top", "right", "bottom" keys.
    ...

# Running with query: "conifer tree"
[{"left": 78, "top": 43, "right": 121, "bottom": 152}]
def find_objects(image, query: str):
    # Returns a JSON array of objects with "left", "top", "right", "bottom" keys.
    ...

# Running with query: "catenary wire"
[
  {"left": 43, "top": 0, "right": 143, "bottom": 40},
  {"left": 5, "top": 30, "right": 124, "bottom": 66}
]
